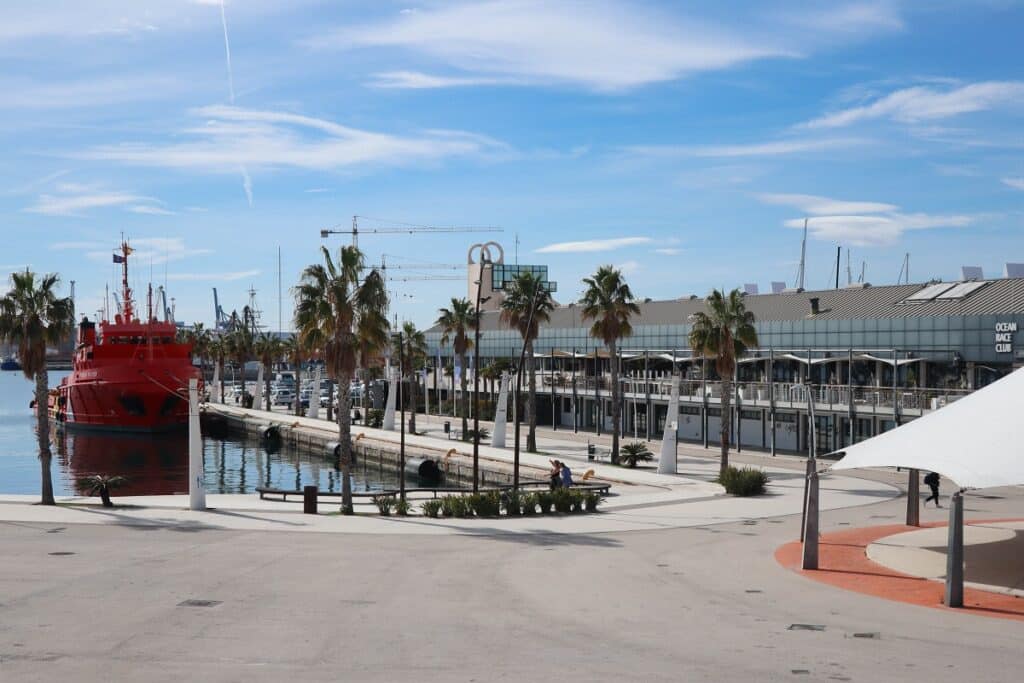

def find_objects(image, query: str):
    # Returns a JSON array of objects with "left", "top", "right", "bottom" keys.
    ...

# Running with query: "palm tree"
[
  {"left": 688, "top": 288, "right": 758, "bottom": 478},
  {"left": 580, "top": 265, "right": 640, "bottom": 465},
  {"left": 393, "top": 321, "right": 427, "bottom": 433},
  {"left": 254, "top": 332, "right": 283, "bottom": 411},
  {"left": 499, "top": 271, "right": 554, "bottom": 453},
  {"left": 294, "top": 245, "right": 389, "bottom": 515},
  {"left": 281, "top": 336, "right": 304, "bottom": 416},
  {"left": 436, "top": 298, "right": 477, "bottom": 438},
  {"left": 184, "top": 323, "right": 211, "bottom": 375},
  {"left": 0, "top": 271, "right": 74, "bottom": 505},
  {"left": 207, "top": 335, "right": 227, "bottom": 403},
  {"left": 226, "top": 328, "right": 253, "bottom": 405}
]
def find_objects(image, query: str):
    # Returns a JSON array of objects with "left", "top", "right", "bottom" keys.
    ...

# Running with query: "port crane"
[{"left": 320, "top": 216, "right": 501, "bottom": 247}]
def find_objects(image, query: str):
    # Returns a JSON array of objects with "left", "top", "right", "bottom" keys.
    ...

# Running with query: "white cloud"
[
  {"left": 803, "top": 81, "right": 1024, "bottom": 129},
  {"left": 616, "top": 260, "right": 640, "bottom": 275},
  {"left": 312, "top": 2, "right": 903, "bottom": 92},
  {"left": 368, "top": 71, "right": 520, "bottom": 89},
  {"left": 782, "top": 213, "right": 974, "bottom": 246},
  {"left": 625, "top": 137, "right": 864, "bottom": 159},
  {"left": 311, "top": 1, "right": 792, "bottom": 91},
  {"left": 24, "top": 181, "right": 168, "bottom": 216},
  {"left": 0, "top": 75, "right": 187, "bottom": 109},
  {"left": 537, "top": 237, "right": 652, "bottom": 253},
  {"left": 128, "top": 205, "right": 176, "bottom": 215},
  {"left": 168, "top": 269, "right": 261, "bottom": 282},
  {"left": 652, "top": 248, "right": 681, "bottom": 256},
  {"left": 757, "top": 193, "right": 897, "bottom": 215},
  {"left": 84, "top": 237, "right": 212, "bottom": 266},
  {"left": 1002, "top": 177, "right": 1024, "bottom": 190},
  {"left": 80, "top": 105, "right": 507, "bottom": 172}
]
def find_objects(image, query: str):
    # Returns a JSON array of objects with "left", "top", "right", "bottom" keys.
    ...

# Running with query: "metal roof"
[{"left": 430, "top": 278, "right": 1024, "bottom": 333}]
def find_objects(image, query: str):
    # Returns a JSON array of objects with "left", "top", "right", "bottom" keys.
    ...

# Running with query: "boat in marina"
[
  {"left": 1, "top": 356, "right": 21, "bottom": 371},
  {"left": 47, "top": 241, "right": 202, "bottom": 431}
]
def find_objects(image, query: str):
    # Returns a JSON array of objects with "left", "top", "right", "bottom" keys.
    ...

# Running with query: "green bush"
[
  {"left": 537, "top": 491, "right": 554, "bottom": 514},
  {"left": 468, "top": 491, "right": 501, "bottom": 517},
  {"left": 584, "top": 492, "right": 601, "bottom": 512},
  {"left": 372, "top": 494, "right": 396, "bottom": 515},
  {"left": 420, "top": 499, "right": 442, "bottom": 518},
  {"left": 520, "top": 492, "right": 538, "bottom": 516},
  {"left": 716, "top": 466, "right": 770, "bottom": 496},
  {"left": 463, "top": 427, "right": 490, "bottom": 443},
  {"left": 394, "top": 498, "right": 412, "bottom": 516},
  {"left": 439, "top": 495, "right": 460, "bottom": 517},
  {"left": 552, "top": 488, "right": 574, "bottom": 513},
  {"left": 365, "top": 409, "right": 384, "bottom": 429},
  {"left": 620, "top": 441, "right": 654, "bottom": 468},
  {"left": 501, "top": 489, "right": 522, "bottom": 516}
]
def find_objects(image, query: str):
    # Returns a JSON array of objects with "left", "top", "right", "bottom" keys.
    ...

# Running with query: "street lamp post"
[
  {"left": 472, "top": 257, "right": 491, "bottom": 493},
  {"left": 395, "top": 330, "right": 406, "bottom": 503}
]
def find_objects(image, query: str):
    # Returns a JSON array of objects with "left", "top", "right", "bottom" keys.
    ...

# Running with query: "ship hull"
[{"left": 55, "top": 371, "right": 198, "bottom": 433}]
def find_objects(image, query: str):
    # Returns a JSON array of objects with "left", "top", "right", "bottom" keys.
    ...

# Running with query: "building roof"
[{"left": 429, "top": 278, "right": 1024, "bottom": 334}]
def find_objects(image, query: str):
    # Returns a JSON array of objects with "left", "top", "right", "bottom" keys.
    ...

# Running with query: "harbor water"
[{"left": 0, "top": 371, "right": 405, "bottom": 497}]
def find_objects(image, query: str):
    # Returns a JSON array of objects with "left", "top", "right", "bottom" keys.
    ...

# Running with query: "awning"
[
  {"left": 855, "top": 353, "right": 922, "bottom": 367},
  {"left": 777, "top": 353, "right": 843, "bottom": 365},
  {"left": 830, "top": 367, "right": 1024, "bottom": 490}
]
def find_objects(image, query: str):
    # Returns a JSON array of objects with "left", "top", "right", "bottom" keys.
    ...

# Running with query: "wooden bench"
[{"left": 256, "top": 487, "right": 395, "bottom": 502}]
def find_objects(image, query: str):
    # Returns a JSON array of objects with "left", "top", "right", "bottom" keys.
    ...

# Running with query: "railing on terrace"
[{"left": 540, "top": 373, "right": 971, "bottom": 414}]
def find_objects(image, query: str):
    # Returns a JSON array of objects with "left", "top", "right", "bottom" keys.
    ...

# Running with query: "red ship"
[{"left": 49, "top": 241, "right": 202, "bottom": 432}]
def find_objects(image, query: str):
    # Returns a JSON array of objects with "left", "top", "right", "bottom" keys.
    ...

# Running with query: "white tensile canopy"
[{"left": 830, "top": 367, "right": 1024, "bottom": 490}]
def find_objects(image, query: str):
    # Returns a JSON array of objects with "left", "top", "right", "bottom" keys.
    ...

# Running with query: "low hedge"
[{"left": 716, "top": 466, "right": 769, "bottom": 496}]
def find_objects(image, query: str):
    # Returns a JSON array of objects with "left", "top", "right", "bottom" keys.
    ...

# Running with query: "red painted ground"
[{"left": 775, "top": 520, "right": 1024, "bottom": 622}]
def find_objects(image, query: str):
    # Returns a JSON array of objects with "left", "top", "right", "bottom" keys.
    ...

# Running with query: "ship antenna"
[{"left": 121, "top": 239, "right": 134, "bottom": 321}]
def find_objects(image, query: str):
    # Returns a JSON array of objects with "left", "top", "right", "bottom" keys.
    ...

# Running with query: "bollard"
[{"left": 303, "top": 485, "right": 318, "bottom": 514}]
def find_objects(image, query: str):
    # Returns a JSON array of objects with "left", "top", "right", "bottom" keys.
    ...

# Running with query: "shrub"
[
  {"left": 439, "top": 495, "right": 461, "bottom": 517},
  {"left": 78, "top": 474, "right": 127, "bottom": 508},
  {"left": 501, "top": 489, "right": 522, "bottom": 516},
  {"left": 571, "top": 490, "right": 587, "bottom": 513},
  {"left": 469, "top": 491, "right": 501, "bottom": 517},
  {"left": 520, "top": 492, "right": 538, "bottom": 516},
  {"left": 537, "top": 491, "right": 554, "bottom": 514},
  {"left": 620, "top": 441, "right": 654, "bottom": 468},
  {"left": 372, "top": 494, "right": 396, "bottom": 515},
  {"left": 463, "top": 427, "right": 490, "bottom": 443},
  {"left": 552, "top": 488, "right": 574, "bottom": 513},
  {"left": 584, "top": 492, "right": 601, "bottom": 512},
  {"left": 365, "top": 409, "right": 384, "bottom": 429},
  {"left": 716, "top": 466, "right": 770, "bottom": 497},
  {"left": 394, "top": 498, "right": 413, "bottom": 516},
  {"left": 420, "top": 499, "right": 443, "bottom": 518}
]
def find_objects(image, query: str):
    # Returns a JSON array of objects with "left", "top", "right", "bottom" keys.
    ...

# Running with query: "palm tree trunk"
[
  {"left": 35, "top": 370, "right": 55, "bottom": 505},
  {"left": 294, "top": 362, "right": 303, "bottom": 417},
  {"left": 264, "top": 361, "right": 272, "bottom": 411},
  {"left": 610, "top": 340, "right": 620, "bottom": 464},
  {"left": 219, "top": 359, "right": 226, "bottom": 404},
  {"left": 337, "top": 368, "right": 354, "bottom": 515},
  {"left": 459, "top": 351, "right": 469, "bottom": 437},
  {"left": 408, "top": 371, "right": 418, "bottom": 434},
  {"left": 326, "top": 371, "right": 334, "bottom": 422},
  {"left": 526, "top": 340, "right": 537, "bottom": 453},
  {"left": 719, "top": 377, "right": 731, "bottom": 477}
]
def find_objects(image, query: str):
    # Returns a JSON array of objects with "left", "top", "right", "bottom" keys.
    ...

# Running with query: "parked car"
[{"left": 272, "top": 389, "right": 295, "bottom": 407}]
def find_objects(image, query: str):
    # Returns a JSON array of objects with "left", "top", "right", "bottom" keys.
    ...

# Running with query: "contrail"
[
  {"left": 219, "top": 0, "right": 235, "bottom": 103},
  {"left": 217, "top": 0, "right": 252, "bottom": 206}
]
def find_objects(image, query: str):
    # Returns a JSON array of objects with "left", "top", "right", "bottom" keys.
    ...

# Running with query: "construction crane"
[
  {"left": 320, "top": 215, "right": 501, "bottom": 247},
  {"left": 212, "top": 288, "right": 229, "bottom": 331}
]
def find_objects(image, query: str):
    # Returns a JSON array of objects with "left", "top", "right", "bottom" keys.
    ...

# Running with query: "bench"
[{"left": 256, "top": 487, "right": 395, "bottom": 502}]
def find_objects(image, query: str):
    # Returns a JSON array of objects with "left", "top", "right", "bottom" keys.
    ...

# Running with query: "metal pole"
[
  {"left": 472, "top": 262, "right": 488, "bottom": 493},
  {"left": 769, "top": 347, "right": 776, "bottom": 456},
  {"left": 512, "top": 286, "right": 543, "bottom": 491},
  {"left": 944, "top": 491, "right": 964, "bottom": 607},
  {"left": 893, "top": 347, "right": 900, "bottom": 427},
  {"left": 644, "top": 350, "right": 651, "bottom": 441},
  {"left": 906, "top": 468, "right": 920, "bottom": 526},
  {"left": 848, "top": 347, "right": 855, "bottom": 446},
  {"left": 398, "top": 332, "right": 406, "bottom": 503},
  {"left": 572, "top": 346, "right": 578, "bottom": 434},
  {"left": 801, "top": 387, "right": 819, "bottom": 568}
]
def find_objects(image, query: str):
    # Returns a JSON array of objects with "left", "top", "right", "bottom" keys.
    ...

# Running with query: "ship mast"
[{"left": 120, "top": 240, "right": 134, "bottom": 322}]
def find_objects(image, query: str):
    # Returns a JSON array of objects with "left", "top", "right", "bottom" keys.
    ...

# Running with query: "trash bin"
[
  {"left": 587, "top": 443, "right": 596, "bottom": 460},
  {"left": 303, "top": 485, "right": 318, "bottom": 514},
  {"left": 444, "top": 421, "right": 451, "bottom": 434}
]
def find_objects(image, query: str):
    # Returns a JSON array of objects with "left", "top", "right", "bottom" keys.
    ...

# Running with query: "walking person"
[{"left": 924, "top": 471, "right": 942, "bottom": 508}]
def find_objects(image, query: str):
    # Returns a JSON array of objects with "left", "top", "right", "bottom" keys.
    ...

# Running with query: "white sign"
[{"left": 995, "top": 322, "right": 1017, "bottom": 353}]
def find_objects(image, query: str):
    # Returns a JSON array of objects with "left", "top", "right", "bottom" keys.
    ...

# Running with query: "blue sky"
[{"left": 1, "top": 0, "right": 1022, "bottom": 330}]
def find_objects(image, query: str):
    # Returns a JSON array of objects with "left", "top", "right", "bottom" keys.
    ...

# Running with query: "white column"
[
  {"left": 491, "top": 371, "right": 510, "bottom": 448},
  {"left": 307, "top": 367, "right": 321, "bottom": 419},
  {"left": 658, "top": 374, "right": 680, "bottom": 474},
  {"left": 382, "top": 368, "right": 397, "bottom": 430},
  {"left": 210, "top": 363, "right": 220, "bottom": 403},
  {"left": 188, "top": 378, "right": 206, "bottom": 511},
  {"left": 253, "top": 363, "right": 264, "bottom": 410}
]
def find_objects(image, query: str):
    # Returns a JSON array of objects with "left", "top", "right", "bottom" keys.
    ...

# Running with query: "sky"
[{"left": 1, "top": 0, "right": 1022, "bottom": 331}]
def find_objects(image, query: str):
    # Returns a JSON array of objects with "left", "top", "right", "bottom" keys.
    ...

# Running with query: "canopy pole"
[
  {"left": 801, "top": 457, "right": 819, "bottom": 569},
  {"left": 944, "top": 490, "right": 964, "bottom": 607},
  {"left": 906, "top": 468, "right": 920, "bottom": 526}
]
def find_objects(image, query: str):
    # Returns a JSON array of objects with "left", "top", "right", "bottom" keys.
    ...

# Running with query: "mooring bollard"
[{"left": 303, "top": 485, "right": 318, "bottom": 514}]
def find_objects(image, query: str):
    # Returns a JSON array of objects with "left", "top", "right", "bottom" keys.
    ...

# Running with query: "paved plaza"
[{"left": 2, "top": 415, "right": 1023, "bottom": 681}]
